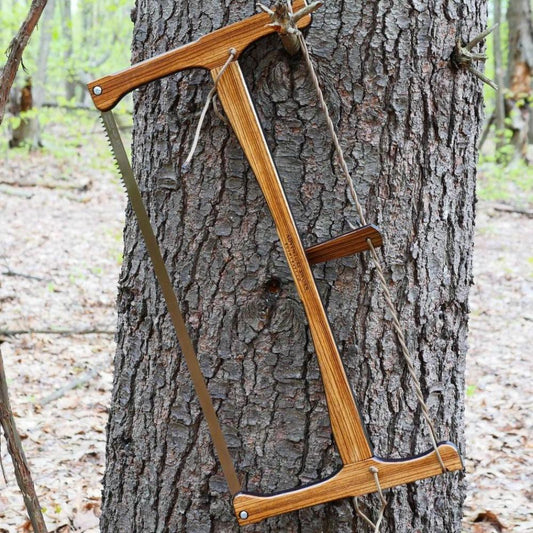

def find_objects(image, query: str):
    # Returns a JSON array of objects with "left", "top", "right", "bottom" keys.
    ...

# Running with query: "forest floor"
[{"left": 0, "top": 116, "right": 531, "bottom": 532}]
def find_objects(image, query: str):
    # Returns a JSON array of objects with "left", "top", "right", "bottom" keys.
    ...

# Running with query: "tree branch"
[
  {"left": 0, "top": 348, "right": 48, "bottom": 533},
  {"left": 0, "top": 0, "right": 49, "bottom": 125},
  {"left": 39, "top": 367, "right": 101, "bottom": 406}
]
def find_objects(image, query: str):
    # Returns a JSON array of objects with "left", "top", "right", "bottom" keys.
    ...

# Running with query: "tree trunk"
[
  {"left": 33, "top": 0, "right": 55, "bottom": 107},
  {"left": 60, "top": 0, "right": 76, "bottom": 101},
  {"left": 102, "top": 1, "right": 483, "bottom": 531},
  {"left": 8, "top": 77, "right": 37, "bottom": 149},
  {"left": 506, "top": 0, "right": 533, "bottom": 161},
  {"left": 12, "top": 0, "right": 56, "bottom": 148},
  {"left": 493, "top": 0, "right": 505, "bottom": 154}
]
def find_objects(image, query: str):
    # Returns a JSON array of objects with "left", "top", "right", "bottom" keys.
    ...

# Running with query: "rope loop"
[
  {"left": 354, "top": 467, "right": 388, "bottom": 532},
  {"left": 295, "top": 29, "right": 447, "bottom": 474}
]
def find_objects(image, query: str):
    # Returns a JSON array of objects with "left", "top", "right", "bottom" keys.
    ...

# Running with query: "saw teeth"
[{"left": 100, "top": 114, "right": 128, "bottom": 191}]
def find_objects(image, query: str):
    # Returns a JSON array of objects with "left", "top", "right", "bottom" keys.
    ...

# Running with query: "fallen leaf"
[
  {"left": 17, "top": 520, "right": 32, "bottom": 533},
  {"left": 50, "top": 526, "right": 71, "bottom": 533},
  {"left": 473, "top": 510, "right": 507, "bottom": 532},
  {"left": 473, "top": 524, "right": 499, "bottom": 533}
]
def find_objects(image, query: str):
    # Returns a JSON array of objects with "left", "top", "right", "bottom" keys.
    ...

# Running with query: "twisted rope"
[
  {"left": 296, "top": 31, "right": 446, "bottom": 474},
  {"left": 182, "top": 48, "right": 237, "bottom": 171}
]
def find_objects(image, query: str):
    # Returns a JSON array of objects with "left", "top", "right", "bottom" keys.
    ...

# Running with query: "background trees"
[
  {"left": 0, "top": 0, "right": 132, "bottom": 131},
  {"left": 2, "top": 0, "right": 531, "bottom": 168},
  {"left": 480, "top": 0, "right": 533, "bottom": 171}
]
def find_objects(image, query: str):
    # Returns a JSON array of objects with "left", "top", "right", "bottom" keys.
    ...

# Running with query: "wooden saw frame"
[{"left": 89, "top": 0, "right": 463, "bottom": 526}]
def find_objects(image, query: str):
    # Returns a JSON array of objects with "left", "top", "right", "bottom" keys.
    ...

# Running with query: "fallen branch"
[
  {"left": 490, "top": 203, "right": 533, "bottom": 218},
  {"left": 0, "top": 179, "right": 92, "bottom": 192},
  {"left": 41, "top": 101, "right": 133, "bottom": 114},
  {"left": 0, "top": 184, "right": 33, "bottom": 198},
  {"left": 39, "top": 367, "right": 101, "bottom": 406},
  {"left": 0, "top": 0, "right": 49, "bottom": 125},
  {"left": 0, "top": 328, "right": 115, "bottom": 336},
  {"left": 2, "top": 269, "right": 50, "bottom": 282},
  {"left": 42, "top": 101, "right": 94, "bottom": 111},
  {"left": 0, "top": 348, "right": 48, "bottom": 533}
]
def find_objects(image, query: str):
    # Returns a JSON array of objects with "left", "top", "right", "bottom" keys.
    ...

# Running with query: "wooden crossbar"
[{"left": 305, "top": 225, "right": 383, "bottom": 264}]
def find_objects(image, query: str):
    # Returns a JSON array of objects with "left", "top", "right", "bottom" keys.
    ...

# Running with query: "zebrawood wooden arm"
[
  {"left": 233, "top": 443, "right": 462, "bottom": 525},
  {"left": 88, "top": 0, "right": 311, "bottom": 111},
  {"left": 214, "top": 60, "right": 373, "bottom": 465}
]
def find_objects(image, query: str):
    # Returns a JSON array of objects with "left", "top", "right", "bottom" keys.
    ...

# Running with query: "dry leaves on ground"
[{"left": 0, "top": 124, "right": 531, "bottom": 531}]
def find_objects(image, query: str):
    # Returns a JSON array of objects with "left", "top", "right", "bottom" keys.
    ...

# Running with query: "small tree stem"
[{"left": 0, "top": 348, "right": 48, "bottom": 533}]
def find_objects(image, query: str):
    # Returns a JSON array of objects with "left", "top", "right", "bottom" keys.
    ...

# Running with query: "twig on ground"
[
  {"left": 0, "top": 348, "right": 48, "bottom": 533},
  {"left": 0, "top": 179, "right": 92, "bottom": 192},
  {"left": 0, "top": 328, "right": 115, "bottom": 337},
  {"left": 39, "top": 367, "right": 101, "bottom": 406},
  {"left": 0, "top": 184, "right": 33, "bottom": 198},
  {"left": 490, "top": 203, "right": 533, "bottom": 218},
  {"left": 2, "top": 269, "right": 49, "bottom": 282},
  {"left": 0, "top": 0, "right": 49, "bottom": 125}
]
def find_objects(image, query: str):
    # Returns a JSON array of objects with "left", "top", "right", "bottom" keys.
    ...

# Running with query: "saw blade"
[
  {"left": 100, "top": 111, "right": 133, "bottom": 192},
  {"left": 99, "top": 110, "right": 241, "bottom": 496}
]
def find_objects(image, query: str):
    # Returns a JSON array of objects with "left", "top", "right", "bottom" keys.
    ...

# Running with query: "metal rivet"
[
  {"left": 239, "top": 511, "right": 249, "bottom": 520},
  {"left": 93, "top": 86, "right": 103, "bottom": 96}
]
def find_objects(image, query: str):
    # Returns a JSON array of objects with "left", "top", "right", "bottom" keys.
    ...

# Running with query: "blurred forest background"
[
  {"left": 0, "top": 1, "right": 531, "bottom": 532},
  {"left": 0, "top": 0, "right": 133, "bottom": 153},
  {"left": 1, "top": 0, "right": 532, "bottom": 196}
]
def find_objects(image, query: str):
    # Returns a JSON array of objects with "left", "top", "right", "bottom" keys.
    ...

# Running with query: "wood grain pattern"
[
  {"left": 88, "top": 0, "right": 310, "bottom": 111},
  {"left": 234, "top": 443, "right": 463, "bottom": 525},
  {"left": 305, "top": 225, "right": 383, "bottom": 265},
  {"left": 213, "top": 61, "right": 373, "bottom": 465}
]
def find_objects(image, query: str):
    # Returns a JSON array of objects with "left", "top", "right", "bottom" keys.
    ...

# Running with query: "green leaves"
[{"left": 1, "top": 0, "right": 133, "bottom": 108}]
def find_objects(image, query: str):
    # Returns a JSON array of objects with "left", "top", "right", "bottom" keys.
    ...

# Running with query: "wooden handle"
[
  {"left": 305, "top": 225, "right": 383, "bottom": 265},
  {"left": 88, "top": 0, "right": 311, "bottom": 111},
  {"left": 234, "top": 443, "right": 463, "bottom": 525},
  {"left": 214, "top": 60, "right": 373, "bottom": 465}
]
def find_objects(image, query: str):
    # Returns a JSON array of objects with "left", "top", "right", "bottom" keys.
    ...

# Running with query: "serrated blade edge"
[
  {"left": 100, "top": 111, "right": 132, "bottom": 192},
  {"left": 98, "top": 110, "right": 241, "bottom": 496}
]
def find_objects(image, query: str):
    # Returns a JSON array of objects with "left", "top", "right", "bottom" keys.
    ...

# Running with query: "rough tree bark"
[
  {"left": 60, "top": 0, "right": 76, "bottom": 101},
  {"left": 506, "top": 0, "right": 533, "bottom": 160},
  {"left": 102, "top": 1, "right": 484, "bottom": 531}
]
